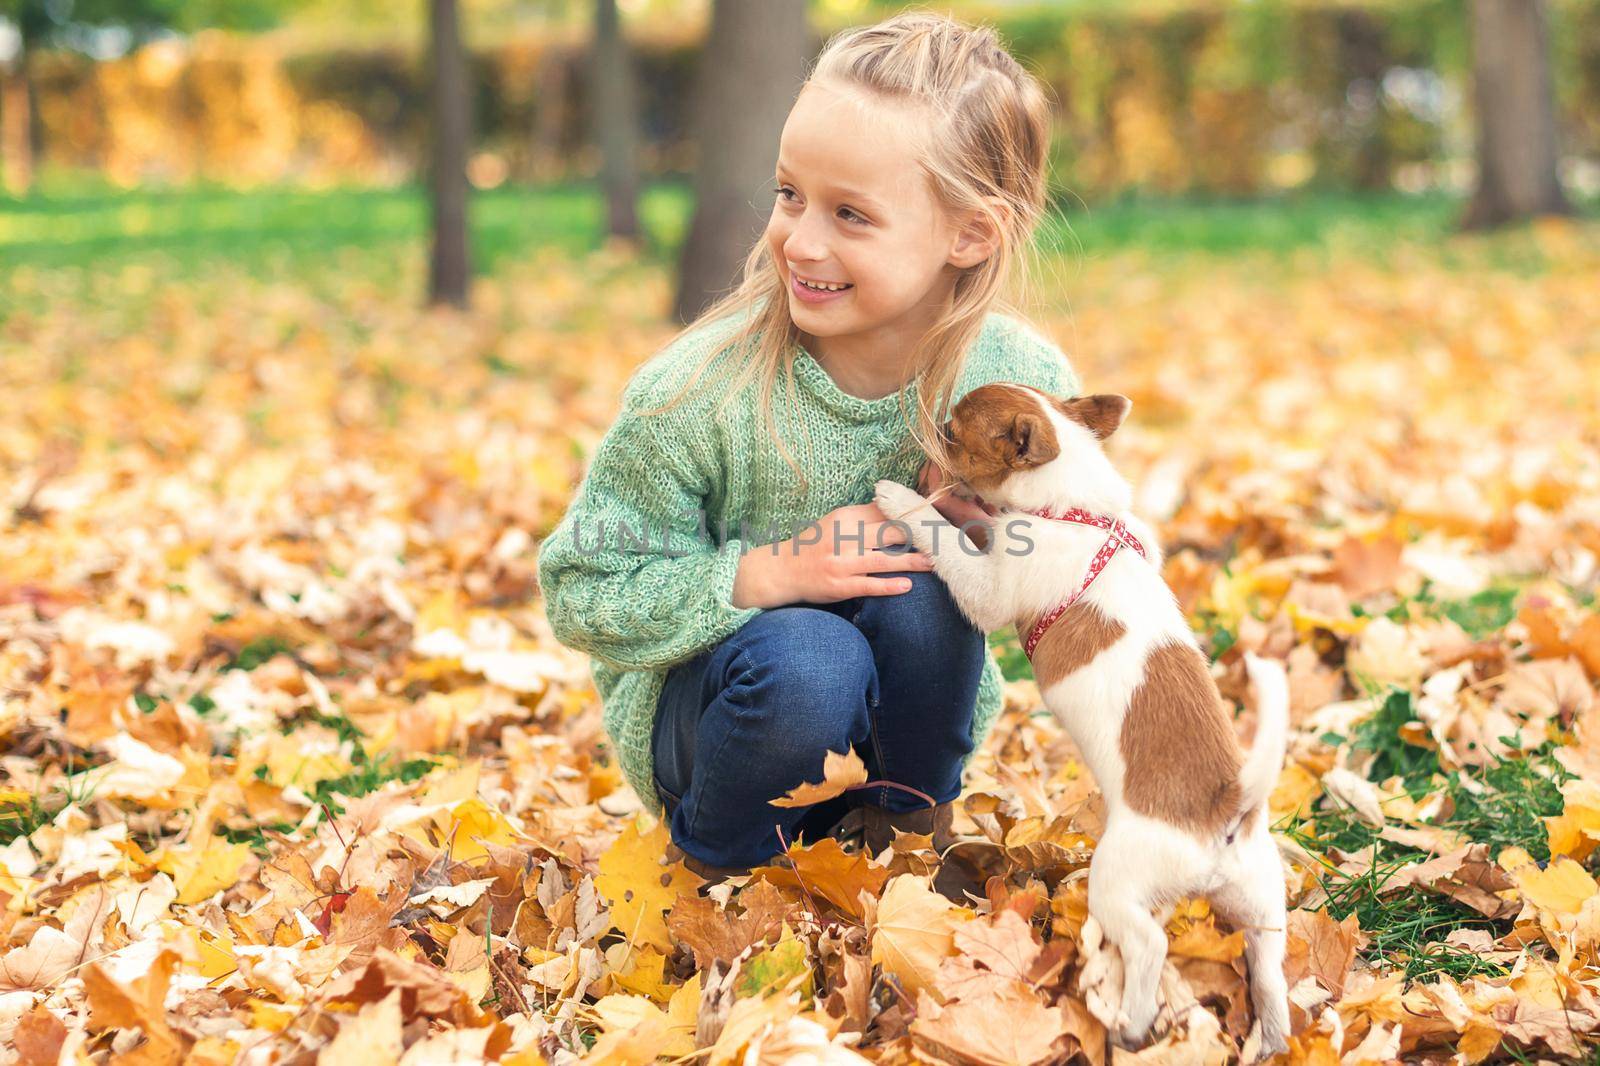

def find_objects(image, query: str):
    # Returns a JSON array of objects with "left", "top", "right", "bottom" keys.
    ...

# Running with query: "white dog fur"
[{"left": 874, "top": 383, "right": 1291, "bottom": 1057}]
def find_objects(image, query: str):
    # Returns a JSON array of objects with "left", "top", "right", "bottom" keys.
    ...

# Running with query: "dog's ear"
[
  {"left": 1057, "top": 394, "right": 1131, "bottom": 441},
  {"left": 1006, "top": 409, "right": 1060, "bottom": 468}
]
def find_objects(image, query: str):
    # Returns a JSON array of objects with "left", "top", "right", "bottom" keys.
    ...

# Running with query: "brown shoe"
[
  {"left": 665, "top": 842, "right": 752, "bottom": 886},
  {"left": 858, "top": 801, "right": 953, "bottom": 855},
  {"left": 682, "top": 853, "right": 751, "bottom": 885},
  {"left": 858, "top": 801, "right": 987, "bottom": 905}
]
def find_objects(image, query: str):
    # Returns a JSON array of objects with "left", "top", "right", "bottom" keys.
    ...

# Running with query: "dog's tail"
[{"left": 1233, "top": 652, "right": 1290, "bottom": 828}]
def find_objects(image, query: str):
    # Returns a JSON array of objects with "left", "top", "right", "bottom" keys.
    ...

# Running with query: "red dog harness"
[{"left": 1020, "top": 507, "right": 1148, "bottom": 661}]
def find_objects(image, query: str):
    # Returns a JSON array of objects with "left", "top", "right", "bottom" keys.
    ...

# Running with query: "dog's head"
[{"left": 937, "top": 384, "right": 1131, "bottom": 511}]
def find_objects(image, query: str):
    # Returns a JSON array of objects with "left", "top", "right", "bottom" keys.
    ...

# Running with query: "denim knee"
[
  {"left": 723, "top": 607, "right": 877, "bottom": 757},
  {"left": 861, "top": 567, "right": 982, "bottom": 644}
]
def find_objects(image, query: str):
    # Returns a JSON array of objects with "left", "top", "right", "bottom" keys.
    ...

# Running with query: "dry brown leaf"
[
  {"left": 83, "top": 949, "right": 184, "bottom": 1064},
  {"left": 1284, "top": 908, "right": 1362, "bottom": 1000},
  {"left": 868, "top": 874, "right": 966, "bottom": 1002},
  {"left": 666, "top": 879, "right": 788, "bottom": 969},
  {"left": 769, "top": 747, "right": 869, "bottom": 808},
  {"left": 910, "top": 983, "right": 1066, "bottom": 1066},
  {"left": 752, "top": 838, "right": 888, "bottom": 920}
]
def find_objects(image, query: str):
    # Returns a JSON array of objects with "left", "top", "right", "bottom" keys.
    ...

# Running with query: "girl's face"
[{"left": 765, "top": 81, "right": 989, "bottom": 343}]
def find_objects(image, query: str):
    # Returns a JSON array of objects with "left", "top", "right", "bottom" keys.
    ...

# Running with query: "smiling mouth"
[{"left": 792, "top": 273, "right": 852, "bottom": 292}]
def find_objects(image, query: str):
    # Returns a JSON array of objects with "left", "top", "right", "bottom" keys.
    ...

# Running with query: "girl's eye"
[{"left": 772, "top": 186, "right": 868, "bottom": 226}]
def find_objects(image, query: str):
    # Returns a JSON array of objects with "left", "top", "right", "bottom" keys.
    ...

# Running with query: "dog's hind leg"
[
  {"left": 1209, "top": 833, "right": 1290, "bottom": 1061},
  {"left": 1087, "top": 854, "right": 1168, "bottom": 1048}
]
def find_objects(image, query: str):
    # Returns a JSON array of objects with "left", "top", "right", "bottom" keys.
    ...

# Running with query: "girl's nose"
[{"left": 784, "top": 207, "right": 830, "bottom": 263}]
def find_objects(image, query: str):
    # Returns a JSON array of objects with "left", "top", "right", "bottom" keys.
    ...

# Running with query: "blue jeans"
[{"left": 651, "top": 543, "right": 987, "bottom": 868}]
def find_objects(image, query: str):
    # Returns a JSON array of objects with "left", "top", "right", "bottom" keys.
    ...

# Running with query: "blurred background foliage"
[{"left": 5, "top": 0, "right": 1597, "bottom": 199}]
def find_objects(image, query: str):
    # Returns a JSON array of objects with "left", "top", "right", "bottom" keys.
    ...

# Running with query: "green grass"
[
  {"left": 6, "top": 175, "right": 1594, "bottom": 295},
  {"left": 0, "top": 177, "right": 688, "bottom": 282},
  {"left": 308, "top": 751, "right": 439, "bottom": 815},
  {"left": 0, "top": 792, "right": 61, "bottom": 847},
  {"left": 226, "top": 635, "right": 301, "bottom": 672},
  {"left": 1281, "top": 682, "right": 1576, "bottom": 984},
  {"left": 1, "top": 760, "right": 99, "bottom": 847},
  {"left": 990, "top": 626, "right": 1031, "bottom": 682}
]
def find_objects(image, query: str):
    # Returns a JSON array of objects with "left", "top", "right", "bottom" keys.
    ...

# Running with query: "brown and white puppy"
[{"left": 875, "top": 384, "right": 1290, "bottom": 1057}]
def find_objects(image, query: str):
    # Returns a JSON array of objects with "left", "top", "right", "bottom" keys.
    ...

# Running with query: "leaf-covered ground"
[{"left": 2, "top": 215, "right": 1599, "bottom": 1064}]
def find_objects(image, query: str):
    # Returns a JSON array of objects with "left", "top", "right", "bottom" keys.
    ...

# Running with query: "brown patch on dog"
[
  {"left": 1053, "top": 394, "right": 1131, "bottom": 441},
  {"left": 942, "top": 385, "right": 1060, "bottom": 496},
  {"left": 1119, "top": 641, "right": 1243, "bottom": 836},
  {"left": 1027, "top": 601, "right": 1126, "bottom": 690}
]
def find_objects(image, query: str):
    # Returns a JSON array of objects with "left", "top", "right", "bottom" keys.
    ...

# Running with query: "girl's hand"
[
  {"left": 917, "top": 458, "right": 996, "bottom": 551},
  {"left": 731, "top": 502, "right": 935, "bottom": 609}
]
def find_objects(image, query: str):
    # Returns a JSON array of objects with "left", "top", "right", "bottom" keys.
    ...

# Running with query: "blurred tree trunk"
[
  {"left": 1338, "top": 11, "right": 1391, "bottom": 192},
  {"left": 428, "top": 0, "right": 472, "bottom": 307},
  {"left": 0, "top": 57, "right": 30, "bottom": 196},
  {"left": 591, "top": 0, "right": 640, "bottom": 241},
  {"left": 1463, "top": 0, "right": 1571, "bottom": 229},
  {"left": 672, "top": 0, "right": 808, "bottom": 325}
]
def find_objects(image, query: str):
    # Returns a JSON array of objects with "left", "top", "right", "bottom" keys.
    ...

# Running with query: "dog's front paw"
[
  {"left": 874, "top": 479, "right": 932, "bottom": 523},
  {"left": 1110, "top": 1021, "right": 1149, "bottom": 1052}
]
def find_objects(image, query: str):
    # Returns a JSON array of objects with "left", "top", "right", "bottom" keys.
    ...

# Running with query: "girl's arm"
[{"left": 535, "top": 398, "right": 760, "bottom": 673}]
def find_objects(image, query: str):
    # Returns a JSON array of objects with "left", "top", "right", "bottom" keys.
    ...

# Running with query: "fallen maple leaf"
[
  {"left": 770, "top": 747, "right": 869, "bottom": 808},
  {"left": 868, "top": 874, "right": 967, "bottom": 1002}
]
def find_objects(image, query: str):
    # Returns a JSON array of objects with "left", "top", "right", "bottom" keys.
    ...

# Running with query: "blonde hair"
[{"left": 637, "top": 10, "right": 1056, "bottom": 494}]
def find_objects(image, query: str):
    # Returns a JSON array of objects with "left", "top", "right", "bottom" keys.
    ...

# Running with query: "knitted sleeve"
[{"left": 535, "top": 377, "right": 761, "bottom": 672}]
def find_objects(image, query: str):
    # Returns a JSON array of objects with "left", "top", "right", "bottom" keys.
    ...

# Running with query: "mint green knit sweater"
[{"left": 535, "top": 309, "right": 1081, "bottom": 812}]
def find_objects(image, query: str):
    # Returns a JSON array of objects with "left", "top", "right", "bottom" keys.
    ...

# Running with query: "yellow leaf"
[
  {"left": 1545, "top": 779, "right": 1600, "bottom": 862},
  {"left": 1499, "top": 845, "right": 1599, "bottom": 923},
  {"left": 770, "top": 747, "right": 868, "bottom": 808},
  {"left": 603, "top": 945, "right": 676, "bottom": 1002},
  {"left": 1169, "top": 920, "right": 1245, "bottom": 962},
  {"left": 590, "top": 973, "right": 700, "bottom": 1060},
  {"left": 189, "top": 928, "right": 237, "bottom": 982},
  {"left": 1458, "top": 1024, "right": 1502, "bottom": 1064},
  {"left": 415, "top": 589, "right": 469, "bottom": 638},
  {"left": 1269, "top": 761, "right": 1323, "bottom": 820},
  {"left": 443, "top": 797, "right": 518, "bottom": 862},
  {"left": 869, "top": 874, "right": 966, "bottom": 1003},
  {"left": 235, "top": 730, "right": 350, "bottom": 790},
  {"left": 158, "top": 835, "right": 254, "bottom": 905},
  {"left": 596, "top": 816, "right": 702, "bottom": 953},
  {"left": 415, "top": 762, "right": 482, "bottom": 807},
  {"left": 585, "top": 1016, "right": 668, "bottom": 1066},
  {"left": 707, "top": 991, "right": 805, "bottom": 1066},
  {"left": 247, "top": 998, "right": 298, "bottom": 1031},
  {"left": 188, "top": 1037, "right": 243, "bottom": 1066},
  {"left": 318, "top": 989, "right": 403, "bottom": 1065}
]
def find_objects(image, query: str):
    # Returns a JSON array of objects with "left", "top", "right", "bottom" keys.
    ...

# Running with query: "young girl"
[{"left": 536, "top": 12, "right": 1080, "bottom": 888}]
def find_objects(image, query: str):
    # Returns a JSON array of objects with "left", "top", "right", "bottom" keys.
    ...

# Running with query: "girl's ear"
[{"left": 947, "top": 196, "right": 1010, "bottom": 270}]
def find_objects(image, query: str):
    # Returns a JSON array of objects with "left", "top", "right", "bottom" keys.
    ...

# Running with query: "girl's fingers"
[
  {"left": 855, "top": 549, "right": 934, "bottom": 573},
  {"left": 867, "top": 519, "right": 908, "bottom": 545},
  {"left": 858, "top": 575, "right": 916, "bottom": 596}
]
